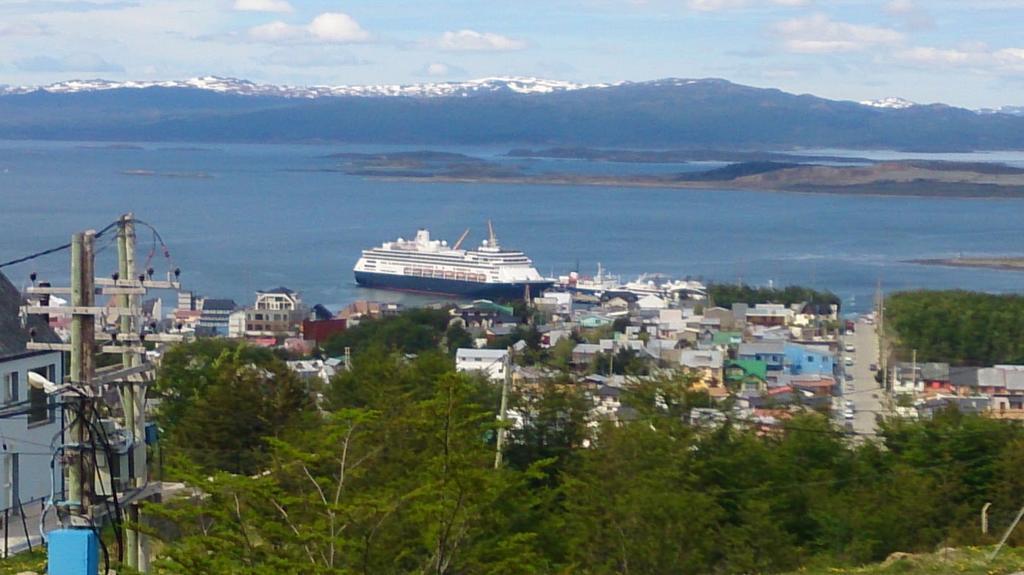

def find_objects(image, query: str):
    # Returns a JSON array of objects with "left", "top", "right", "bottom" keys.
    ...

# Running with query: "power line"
[{"left": 0, "top": 220, "right": 119, "bottom": 270}]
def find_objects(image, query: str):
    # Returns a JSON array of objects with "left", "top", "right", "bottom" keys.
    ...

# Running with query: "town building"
[
  {"left": 0, "top": 272, "right": 64, "bottom": 512},
  {"left": 244, "top": 287, "right": 307, "bottom": 337},
  {"left": 455, "top": 348, "right": 509, "bottom": 382},
  {"left": 197, "top": 298, "right": 237, "bottom": 336}
]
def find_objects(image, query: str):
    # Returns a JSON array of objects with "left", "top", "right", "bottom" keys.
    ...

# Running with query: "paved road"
[{"left": 836, "top": 318, "right": 886, "bottom": 435}]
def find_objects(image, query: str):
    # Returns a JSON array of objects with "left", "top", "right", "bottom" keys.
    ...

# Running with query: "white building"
[
  {"left": 0, "top": 272, "right": 64, "bottom": 511},
  {"left": 245, "top": 287, "right": 306, "bottom": 337},
  {"left": 455, "top": 348, "right": 509, "bottom": 382},
  {"left": 228, "top": 309, "right": 247, "bottom": 338}
]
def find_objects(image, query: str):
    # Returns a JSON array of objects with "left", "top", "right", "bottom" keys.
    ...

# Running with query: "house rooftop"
[
  {"left": 739, "top": 342, "right": 785, "bottom": 355},
  {"left": 726, "top": 359, "right": 768, "bottom": 380},
  {"left": 259, "top": 286, "right": 295, "bottom": 295},
  {"left": 455, "top": 348, "right": 509, "bottom": 360},
  {"left": 202, "top": 298, "right": 238, "bottom": 312}
]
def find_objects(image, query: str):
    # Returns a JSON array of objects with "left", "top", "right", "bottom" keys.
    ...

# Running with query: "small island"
[
  {"left": 333, "top": 150, "right": 1024, "bottom": 199},
  {"left": 907, "top": 257, "right": 1024, "bottom": 272}
]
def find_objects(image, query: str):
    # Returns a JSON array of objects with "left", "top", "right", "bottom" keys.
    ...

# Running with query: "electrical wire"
[
  {"left": 0, "top": 219, "right": 119, "bottom": 270},
  {"left": 86, "top": 402, "right": 125, "bottom": 563}
]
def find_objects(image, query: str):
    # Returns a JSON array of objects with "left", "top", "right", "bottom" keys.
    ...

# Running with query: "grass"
[
  {"left": 787, "top": 546, "right": 1024, "bottom": 575},
  {"left": 0, "top": 549, "right": 45, "bottom": 574}
]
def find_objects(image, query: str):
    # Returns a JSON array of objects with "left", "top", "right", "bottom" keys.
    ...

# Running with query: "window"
[
  {"left": 4, "top": 371, "right": 18, "bottom": 404},
  {"left": 28, "top": 364, "right": 55, "bottom": 426}
]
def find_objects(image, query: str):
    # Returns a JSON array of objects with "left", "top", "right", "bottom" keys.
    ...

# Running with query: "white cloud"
[
  {"left": 884, "top": 0, "right": 933, "bottom": 29},
  {"left": 248, "top": 20, "right": 302, "bottom": 42},
  {"left": 308, "top": 12, "right": 370, "bottom": 42},
  {"left": 774, "top": 14, "right": 903, "bottom": 53},
  {"left": 246, "top": 12, "right": 370, "bottom": 43},
  {"left": 687, "top": 0, "right": 809, "bottom": 10},
  {"left": 15, "top": 52, "right": 123, "bottom": 73},
  {"left": 426, "top": 63, "right": 450, "bottom": 76},
  {"left": 233, "top": 0, "right": 292, "bottom": 12},
  {"left": 897, "top": 44, "right": 1024, "bottom": 73},
  {"left": 436, "top": 29, "right": 526, "bottom": 52},
  {"left": 0, "top": 20, "right": 47, "bottom": 36}
]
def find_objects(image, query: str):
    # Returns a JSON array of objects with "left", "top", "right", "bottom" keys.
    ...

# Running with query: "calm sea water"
[{"left": 2, "top": 140, "right": 1023, "bottom": 314}]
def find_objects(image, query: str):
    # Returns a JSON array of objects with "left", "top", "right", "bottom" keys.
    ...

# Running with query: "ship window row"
[
  {"left": 366, "top": 254, "right": 499, "bottom": 269},
  {"left": 367, "top": 252, "right": 531, "bottom": 267},
  {"left": 403, "top": 267, "right": 488, "bottom": 282}
]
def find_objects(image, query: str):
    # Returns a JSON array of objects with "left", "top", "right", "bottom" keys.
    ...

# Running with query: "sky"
[{"left": 1, "top": 0, "right": 1023, "bottom": 108}]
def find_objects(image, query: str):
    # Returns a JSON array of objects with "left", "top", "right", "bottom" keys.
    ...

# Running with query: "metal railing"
[{"left": 0, "top": 493, "right": 61, "bottom": 558}]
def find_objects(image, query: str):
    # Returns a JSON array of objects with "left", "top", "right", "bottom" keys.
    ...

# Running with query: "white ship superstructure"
[{"left": 354, "top": 223, "right": 553, "bottom": 298}]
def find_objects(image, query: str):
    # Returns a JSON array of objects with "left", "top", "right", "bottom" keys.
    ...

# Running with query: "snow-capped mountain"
[
  {"left": 859, "top": 97, "right": 917, "bottom": 109},
  {"left": 0, "top": 75, "right": 613, "bottom": 99},
  {"left": 977, "top": 105, "right": 1024, "bottom": 116}
]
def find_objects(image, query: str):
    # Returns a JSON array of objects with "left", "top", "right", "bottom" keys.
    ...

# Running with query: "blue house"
[
  {"left": 738, "top": 342, "right": 786, "bottom": 372},
  {"left": 739, "top": 342, "right": 834, "bottom": 376},
  {"left": 784, "top": 343, "right": 834, "bottom": 376}
]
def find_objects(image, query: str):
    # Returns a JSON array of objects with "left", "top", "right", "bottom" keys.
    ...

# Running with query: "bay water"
[{"left": 2, "top": 140, "right": 1022, "bottom": 314}]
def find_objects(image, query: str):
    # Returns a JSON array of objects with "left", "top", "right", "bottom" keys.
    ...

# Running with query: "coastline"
[
  {"left": 363, "top": 173, "right": 1024, "bottom": 200},
  {"left": 907, "top": 258, "right": 1024, "bottom": 272}
]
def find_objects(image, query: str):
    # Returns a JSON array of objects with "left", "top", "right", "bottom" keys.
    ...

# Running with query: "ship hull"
[{"left": 355, "top": 271, "right": 553, "bottom": 299}]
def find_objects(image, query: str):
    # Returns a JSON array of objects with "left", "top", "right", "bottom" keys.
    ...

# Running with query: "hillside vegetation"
[
  {"left": 131, "top": 336, "right": 1024, "bottom": 574},
  {"left": 886, "top": 290, "right": 1024, "bottom": 365}
]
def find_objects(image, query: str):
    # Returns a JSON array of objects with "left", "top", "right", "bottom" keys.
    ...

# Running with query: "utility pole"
[
  {"left": 911, "top": 348, "right": 917, "bottom": 394},
  {"left": 877, "top": 280, "right": 887, "bottom": 391},
  {"left": 49, "top": 230, "right": 100, "bottom": 575},
  {"left": 24, "top": 216, "right": 183, "bottom": 574},
  {"left": 989, "top": 505, "right": 1024, "bottom": 561},
  {"left": 494, "top": 347, "right": 512, "bottom": 469},
  {"left": 68, "top": 231, "right": 97, "bottom": 525},
  {"left": 118, "top": 214, "right": 150, "bottom": 571}
]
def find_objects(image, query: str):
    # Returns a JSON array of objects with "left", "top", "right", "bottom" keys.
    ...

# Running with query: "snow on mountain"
[
  {"left": 977, "top": 105, "right": 1024, "bottom": 116},
  {"left": 0, "top": 75, "right": 616, "bottom": 99},
  {"left": 859, "top": 97, "right": 917, "bottom": 109}
]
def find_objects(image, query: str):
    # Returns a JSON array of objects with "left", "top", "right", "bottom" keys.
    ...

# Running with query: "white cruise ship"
[{"left": 353, "top": 223, "right": 554, "bottom": 299}]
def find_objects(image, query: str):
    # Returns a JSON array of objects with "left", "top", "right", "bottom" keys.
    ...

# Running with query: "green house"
[
  {"left": 579, "top": 314, "right": 614, "bottom": 329},
  {"left": 711, "top": 331, "right": 743, "bottom": 347},
  {"left": 725, "top": 359, "right": 768, "bottom": 392}
]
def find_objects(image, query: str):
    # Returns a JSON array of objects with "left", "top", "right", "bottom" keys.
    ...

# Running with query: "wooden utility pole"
[
  {"left": 24, "top": 217, "right": 183, "bottom": 573},
  {"left": 67, "top": 230, "right": 97, "bottom": 526},
  {"left": 494, "top": 347, "right": 512, "bottom": 469},
  {"left": 118, "top": 214, "right": 151, "bottom": 570},
  {"left": 877, "top": 280, "right": 887, "bottom": 391}
]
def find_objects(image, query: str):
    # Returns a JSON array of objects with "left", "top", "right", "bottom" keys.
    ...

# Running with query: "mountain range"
[{"left": 2, "top": 76, "right": 1023, "bottom": 150}]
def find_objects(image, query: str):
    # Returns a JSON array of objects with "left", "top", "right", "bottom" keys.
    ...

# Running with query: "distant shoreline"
[
  {"left": 339, "top": 150, "right": 1024, "bottom": 199},
  {"left": 907, "top": 257, "right": 1024, "bottom": 271},
  {"left": 364, "top": 173, "right": 1024, "bottom": 200}
]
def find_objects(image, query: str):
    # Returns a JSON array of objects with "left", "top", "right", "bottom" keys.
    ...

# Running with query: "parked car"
[
  {"left": 844, "top": 356, "right": 854, "bottom": 367},
  {"left": 869, "top": 363, "right": 878, "bottom": 371},
  {"left": 843, "top": 409, "right": 855, "bottom": 419},
  {"left": 845, "top": 343, "right": 856, "bottom": 353}
]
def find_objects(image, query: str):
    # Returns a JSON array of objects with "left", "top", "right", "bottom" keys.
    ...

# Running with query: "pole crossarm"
[
  {"left": 92, "top": 364, "right": 155, "bottom": 386},
  {"left": 22, "top": 305, "right": 135, "bottom": 316},
  {"left": 27, "top": 342, "right": 147, "bottom": 354},
  {"left": 25, "top": 286, "right": 147, "bottom": 296},
  {"left": 94, "top": 278, "right": 180, "bottom": 289}
]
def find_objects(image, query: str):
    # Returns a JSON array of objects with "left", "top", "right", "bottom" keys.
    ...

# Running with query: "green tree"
[{"left": 155, "top": 340, "right": 314, "bottom": 474}]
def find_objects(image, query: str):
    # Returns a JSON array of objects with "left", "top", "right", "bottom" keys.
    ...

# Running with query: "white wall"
[
  {"left": 0, "top": 351, "right": 64, "bottom": 511},
  {"left": 455, "top": 349, "right": 507, "bottom": 382}
]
